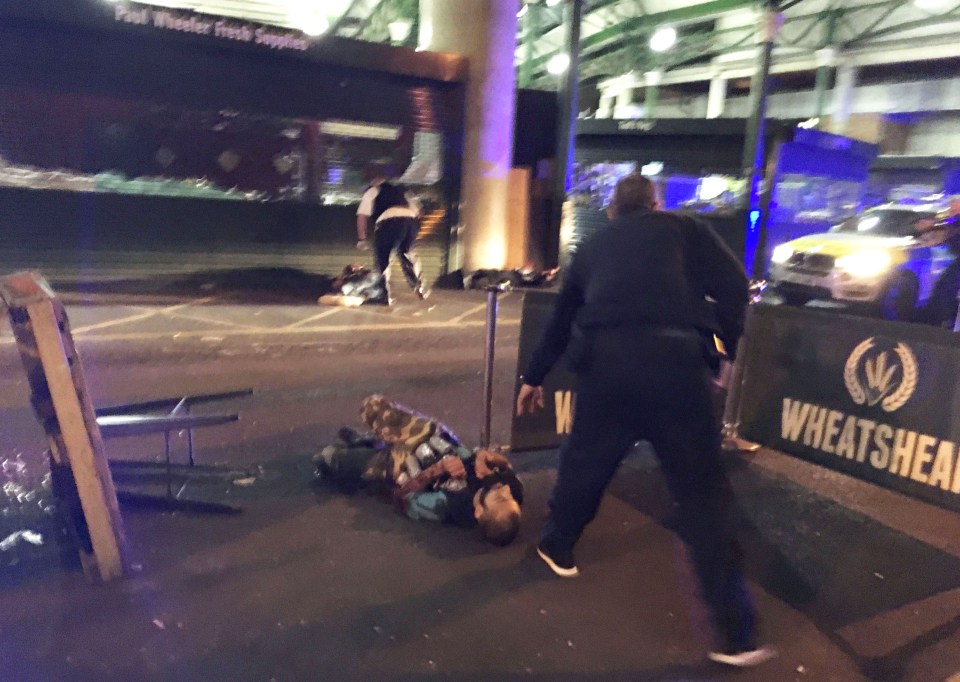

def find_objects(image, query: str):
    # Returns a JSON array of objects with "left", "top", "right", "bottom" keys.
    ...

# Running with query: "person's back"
[
  {"left": 371, "top": 181, "right": 409, "bottom": 224},
  {"left": 572, "top": 209, "right": 715, "bottom": 332}
]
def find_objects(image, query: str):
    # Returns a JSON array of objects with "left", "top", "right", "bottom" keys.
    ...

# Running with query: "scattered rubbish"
[
  {"left": 874, "top": 572, "right": 885, "bottom": 580},
  {"left": 0, "top": 530, "right": 43, "bottom": 551},
  {"left": 797, "top": 664, "right": 807, "bottom": 674},
  {"left": 567, "top": 640, "right": 574, "bottom": 648},
  {"left": 152, "top": 619, "right": 165, "bottom": 630},
  {"left": 232, "top": 477, "right": 256, "bottom": 487}
]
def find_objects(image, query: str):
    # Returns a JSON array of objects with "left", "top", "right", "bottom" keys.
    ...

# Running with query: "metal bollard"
[
  {"left": 481, "top": 283, "right": 510, "bottom": 448},
  {"left": 721, "top": 281, "right": 763, "bottom": 452},
  {"left": 953, "top": 289, "right": 960, "bottom": 333}
]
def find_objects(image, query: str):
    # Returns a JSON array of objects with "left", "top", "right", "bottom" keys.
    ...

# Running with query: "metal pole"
[
  {"left": 549, "top": 0, "right": 584, "bottom": 266},
  {"left": 721, "top": 298, "right": 761, "bottom": 453},
  {"left": 742, "top": 4, "right": 782, "bottom": 279},
  {"left": 481, "top": 285, "right": 502, "bottom": 448},
  {"left": 520, "top": 3, "right": 538, "bottom": 89},
  {"left": 813, "top": 11, "right": 839, "bottom": 121},
  {"left": 953, "top": 291, "right": 960, "bottom": 333}
]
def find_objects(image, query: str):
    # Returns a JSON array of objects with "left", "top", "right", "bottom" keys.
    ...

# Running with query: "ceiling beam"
[
  {"left": 526, "top": 0, "right": 758, "bottom": 74},
  {"left": 330, "top": 0, "right": 366, "bottom": 36}
]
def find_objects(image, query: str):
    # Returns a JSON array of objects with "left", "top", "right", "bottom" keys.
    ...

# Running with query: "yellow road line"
[
  {"left": 283, "top": 306, "right": 343, "bottom": 329},
  {"left": 69, "top": 298, "right": 214, "bottom": 334},
  {"left": 449, "top": 292, "right": 512, "bottom": 325},
  {"left": 163, "top": 309, "right": 268, "bottom": 331},
  {"left": 448, "top": 303, "right": 488, "bottom": 325}
]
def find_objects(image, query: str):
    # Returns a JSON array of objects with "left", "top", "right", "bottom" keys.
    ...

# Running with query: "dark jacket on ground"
[{"left": 523, "top": 208, "right": 748, "bottom": 386}]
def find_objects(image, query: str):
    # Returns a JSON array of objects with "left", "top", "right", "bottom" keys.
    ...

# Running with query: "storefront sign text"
[{"left": 115, "top": 4, "right": 310, "bottom": 52}]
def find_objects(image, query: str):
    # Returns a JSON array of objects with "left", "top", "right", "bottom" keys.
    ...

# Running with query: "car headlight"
[
  {"left": 835, "top": 251, "right": 892, "bottom": 278},
  {"left": 771, "top": 245, "right": 794, "bottom": 264}
]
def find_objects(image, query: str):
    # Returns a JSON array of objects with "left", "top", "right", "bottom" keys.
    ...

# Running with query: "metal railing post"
[
  {"left": 481, "top": 283, "right": 508, "bottom": 448},
  {"left": 721, "top": 283, "right": 763, "bottom": 452}
]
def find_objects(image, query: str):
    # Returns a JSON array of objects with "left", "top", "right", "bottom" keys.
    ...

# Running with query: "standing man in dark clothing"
[
  {"left": 356, "top": 170, "right": 427, "bottom": 304},
  {"left": 516, "top": 174, "right": 771, "bottom": 667}
]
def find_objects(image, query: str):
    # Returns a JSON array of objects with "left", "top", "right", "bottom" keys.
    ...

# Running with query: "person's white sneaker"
[{"left": 708, "top": 647, "right": 776, "bottom": 667}]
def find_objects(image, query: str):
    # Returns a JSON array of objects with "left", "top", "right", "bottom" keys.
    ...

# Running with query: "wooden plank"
[
  {"left": 1, "top": 271, "right": 128, "bottom": 581},
  {"left": 25, "top": 299, "right": 128, "bottom": 581}
]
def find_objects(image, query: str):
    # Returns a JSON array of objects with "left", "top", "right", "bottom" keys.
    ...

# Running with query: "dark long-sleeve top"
[{"left": 523, "top": 208, "right": 748, "bottom": 387}]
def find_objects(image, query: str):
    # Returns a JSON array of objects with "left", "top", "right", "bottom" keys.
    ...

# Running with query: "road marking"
[
  {"left": 69, "top": 298, "right": 214, "bottom": 334},
  {"left": 0, "top": 317, "right": 521, "bottom": 344},
  {"left": 283, "top": 307, "right": 342, "bottom": 329},
  {"left": 449, "top": 292, "right": 512, "bottom": 325},
  {"left": 164, "top": 309, "right": 267, "bottom": 331},
  {"left": 448, "top": 302, "right": 488, "bottom": 325}
]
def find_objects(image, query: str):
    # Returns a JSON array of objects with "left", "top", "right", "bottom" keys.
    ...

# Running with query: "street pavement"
[{"left": 1, "top": 271, "right": 960, "bottom": 681}]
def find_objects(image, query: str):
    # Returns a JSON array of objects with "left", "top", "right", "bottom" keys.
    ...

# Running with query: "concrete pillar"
[
  {"left": 644, "top": 69, "right": 663, "bottom": 118},
  {"left": 706, "top": 72, "right": 727, "bottom": 119},
  {"left": 814, "top": 47, "right": 838, "bottom": 120},
  {"left": 831, "top": 59, "right": 858, "bottom": 137},
  {"left": 419, "top": 0, "right": 519, "bottom": 271}
]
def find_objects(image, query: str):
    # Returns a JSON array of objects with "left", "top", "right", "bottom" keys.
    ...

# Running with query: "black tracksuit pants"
[
  {"left": 541, "top": 326, "right": 757, "bottom": 651},
  {"left": 374, "top": 217, "right": 422, "bottom": 293}
]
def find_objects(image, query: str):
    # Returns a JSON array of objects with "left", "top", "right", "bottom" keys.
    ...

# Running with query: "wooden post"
[{"left": 0, "top": 271, "right": 127, "bottom": 581}]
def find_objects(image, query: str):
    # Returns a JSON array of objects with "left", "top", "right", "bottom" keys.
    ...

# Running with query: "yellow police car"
[{"left": 769, "top": 204, "right": 955, "bottom": 320}]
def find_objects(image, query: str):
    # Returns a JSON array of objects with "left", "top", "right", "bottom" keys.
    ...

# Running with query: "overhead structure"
[{"left": 130, "top": 2, "right": 960, "bottom": 101}]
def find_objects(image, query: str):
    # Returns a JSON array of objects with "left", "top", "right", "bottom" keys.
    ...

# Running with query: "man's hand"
[
  {"left": 474, "top": 449, "right": 510, "bottom": 478},
  {"left": 356, "top": 240, "right": 370, "bottom": 251},
  {"left": 437, "top": 455, "right": 466, "bottom": 479},
  {"left": 516, "top": 384, "right": 545, "bottom": 416}
]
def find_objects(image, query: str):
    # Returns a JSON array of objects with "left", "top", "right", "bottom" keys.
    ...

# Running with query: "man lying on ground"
[{"left": 315, "top": 395, "right": 524, "bottom": 546}]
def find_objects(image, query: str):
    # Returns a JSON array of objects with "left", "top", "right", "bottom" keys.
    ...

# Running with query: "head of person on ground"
[
  {"left": 606, "top": 173, "right": 662, "bottom": 220},
  {"left": 471, "top": 449, "right": 524, "bottom": 546}
]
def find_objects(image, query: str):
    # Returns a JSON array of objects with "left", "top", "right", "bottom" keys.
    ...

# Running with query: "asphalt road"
[{"left": 2, "top": 275, "right": 960, "bottom": 682}]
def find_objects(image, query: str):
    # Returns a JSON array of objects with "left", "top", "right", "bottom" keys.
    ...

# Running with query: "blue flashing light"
[{"left": 744, "top": 209, "right": 762, "bottom": 277}]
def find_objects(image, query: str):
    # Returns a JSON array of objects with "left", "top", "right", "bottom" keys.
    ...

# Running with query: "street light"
[
  {"left": 649, "top": 26, "right": 677, "bottom": 52},
  {"left": 547, "top": 53, "right": 570, "bottom": 75}
]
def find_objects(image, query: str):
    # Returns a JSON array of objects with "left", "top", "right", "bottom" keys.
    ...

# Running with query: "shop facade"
[{"left": 0, "top": 1, "right": 467, "bottom": 282}]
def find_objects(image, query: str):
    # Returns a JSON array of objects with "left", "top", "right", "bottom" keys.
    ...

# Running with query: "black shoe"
[
  {"left": 708, "top": 646, "right": 776, "bottom": 667},
  {"left": 363, "top": 294, "right": 392, "bottom": 306},
  {"left": 536, "top": 539, "right": 579, "bottom": 577}
]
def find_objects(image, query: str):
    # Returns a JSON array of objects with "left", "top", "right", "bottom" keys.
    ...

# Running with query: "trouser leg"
[
  {"left": 541, "top": 384, "right": 636, "bottom": 551},
  {"left": 317, "top": 445, "right": 383, "bottom": 493},
  {"left": 373, "top": 223, "right": 400, "bottom": 297},
  {"left": 396, "top": 220, "right": 423, "bottom": 290},
  {"left": 647, "top": 380, "right": 757, "bottom": 651}
]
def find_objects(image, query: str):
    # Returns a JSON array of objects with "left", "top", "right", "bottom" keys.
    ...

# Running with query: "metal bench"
[{"left": 96, "top": 389, "right": 253, "bottom": 500}]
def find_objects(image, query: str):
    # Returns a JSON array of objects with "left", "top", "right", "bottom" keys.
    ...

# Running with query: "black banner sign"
[
  {"left": 739, "top": 304, "right": 960, "bottom": 513},
  {"left": 510, "top": 291, "right": 577, "bottom": 452}
]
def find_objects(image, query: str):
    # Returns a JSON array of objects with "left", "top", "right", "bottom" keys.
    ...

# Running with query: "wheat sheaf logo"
[{"left": 843, "top": 337, "right": 918, "bottom": 412}]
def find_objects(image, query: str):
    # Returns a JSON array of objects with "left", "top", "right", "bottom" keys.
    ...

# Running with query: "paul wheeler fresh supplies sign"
[
  {"left": 739, "top": 305, "right": 960, "bottom": 512},
  {"left": 114, "top": 3, "right": 310, "bottom": 52}
]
